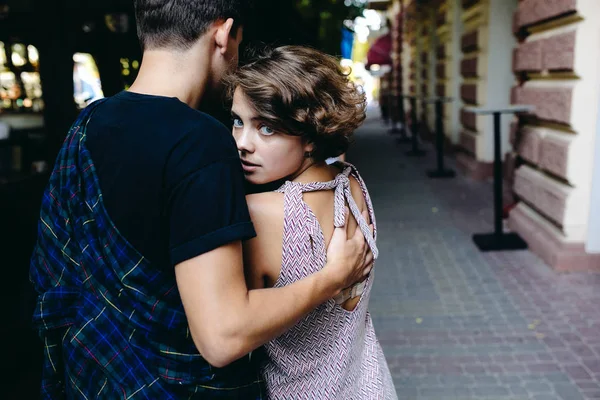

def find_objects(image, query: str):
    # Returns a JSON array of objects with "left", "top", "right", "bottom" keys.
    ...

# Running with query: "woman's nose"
[{"left": 236, "top": 129, "right": 255, "bottom": 153}]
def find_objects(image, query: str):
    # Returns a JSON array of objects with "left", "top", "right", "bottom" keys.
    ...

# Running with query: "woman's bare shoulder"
[
  {"left": 246, "top": 192, "right": 285, "bottom": 224},
  {"left": 243, "top": 192, "right": 285, "bottom": 288},
  {"left": 348, "top": 175, "right": 367, "bottom": 212}
]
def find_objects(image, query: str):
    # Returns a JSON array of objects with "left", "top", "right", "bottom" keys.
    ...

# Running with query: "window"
[
  {"left": 0, "top": 43, "right": 44, "bottom": 112},
  {"left": 73, "top": 53, "right": 104, "bottom": 109}
]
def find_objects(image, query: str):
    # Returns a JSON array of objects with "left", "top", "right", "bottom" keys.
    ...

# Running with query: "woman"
[{"left": 227, "top": 46, "right": 396, "bottom": 399}]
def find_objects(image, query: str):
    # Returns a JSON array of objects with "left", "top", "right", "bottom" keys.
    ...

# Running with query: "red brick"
[
  {"left": 459, "top": 131, "right": 477, "bottom": 155},
  {"left": 437, "top": 64, "right": 446, "bottom": 79},
  {"left": 462, "top": 0, "right": 479, "bottom": 9},
  {"left": 437, "top": 12, "right": 446, "bottom": 27},
  {"left": 512, "top": 10, "right": 520, "bottom": 35},
  {"left": 504, "top": 152, "right": 518, "bottom": 184},
  {"left": 461, "top": 108, "right": 477, "bottom": 131},
  {"left": 511, "top": 86, "right": 519, "bottom": 104},
  {"left": 514, "top": 40, "right": 543, "bottom": 72},
  {"left": 461, "top": 84, "right": 477, "bottom": 104},
  {"left": 517, "top": 0, "right": 577, "bottom": 28},
  {"left": 461, "top": 58, "right": 478, "bottom": 77},
  {"left": 509, "top": 121, "right": 519, "bottom": 146},
  {"left": 436, "top": 84, "right": 445, "bottom": 97},
  {"left": 437, "top": 44, "right": 446, "bottom": 60},
  {"left": 516, "top": 126, "right": 542, "bottom": 164},
  {"left": 462, "top": 31, "right": 479, "bottom": 52},
  {"left": 541, "top": 31, "right": 576, "bottom": 71},
  {"left": 539, "top": 136, "right": 570, "bottom": 179},
  {"left": 514, "top": 87, "right": 573, "bottom": 125},
  {"left": 508, "top": 205, "right": 600, "bottom": 272}
]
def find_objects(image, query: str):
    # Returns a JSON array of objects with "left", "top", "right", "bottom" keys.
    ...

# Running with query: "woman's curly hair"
[{"left": 225, "top": 45, "right": 367, "bottom": 161}]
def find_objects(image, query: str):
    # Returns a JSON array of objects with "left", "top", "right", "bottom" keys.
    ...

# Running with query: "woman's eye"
[
  {"left": 260, "top": 126, "right": 275, "bottom": 135},
  {"left": 232, "top": 118, "right": 243, "bottom": 128}
]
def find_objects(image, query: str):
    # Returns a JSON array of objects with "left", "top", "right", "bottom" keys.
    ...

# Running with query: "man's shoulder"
[
  {"left": 89, "top": 93, "right": 236, "bottom": 161},
  {"left": 93, "top": 92, "right": 231, "bottom": 137}
]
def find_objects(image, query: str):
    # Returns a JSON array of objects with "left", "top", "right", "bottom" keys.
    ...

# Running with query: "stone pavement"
[{"left": 347, "top": 113, "right": 600, "bottom": 400}]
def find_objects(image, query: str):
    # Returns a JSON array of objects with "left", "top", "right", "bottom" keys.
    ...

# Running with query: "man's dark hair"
[{"left": 134, "top": 0, "right": 251, "bottom": 51}]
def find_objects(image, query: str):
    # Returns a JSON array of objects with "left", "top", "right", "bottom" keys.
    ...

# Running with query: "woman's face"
[{"left": 231, "top": 88, "right": 312, "bottom": 185}]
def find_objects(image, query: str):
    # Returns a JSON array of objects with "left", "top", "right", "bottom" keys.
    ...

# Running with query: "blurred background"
[{"left": 2, "top": 0, "right": 600, "bottom": 399}]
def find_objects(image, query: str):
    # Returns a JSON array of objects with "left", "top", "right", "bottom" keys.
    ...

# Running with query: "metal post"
[
  {"left": 436, "top": 100, "right": 444, "bottom": 171},
  {"left": 406, "top": 97, "right": 426, "bottom": 157},
  {"left": 473, "top": 109, "right": 528, "bottom": 252},
  {"left": 493, "top": 112, "right": 503, "bottom": 237},
  {"left": 427, "top": 99, "right": 455, "bottom": 178}
]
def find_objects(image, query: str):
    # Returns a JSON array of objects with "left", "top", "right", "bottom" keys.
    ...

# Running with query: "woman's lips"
[{"left": 240, "top": 160, "right": 259, "bottom": 172}]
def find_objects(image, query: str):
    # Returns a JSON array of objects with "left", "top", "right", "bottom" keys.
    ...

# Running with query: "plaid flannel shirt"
[{"left": 29, "top": 99, "right": 266, "bottom": 399}]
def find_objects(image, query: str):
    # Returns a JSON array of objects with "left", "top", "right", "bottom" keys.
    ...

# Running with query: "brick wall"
[{"left": 508, "top": 0, "right": 600, "bottom": 270}]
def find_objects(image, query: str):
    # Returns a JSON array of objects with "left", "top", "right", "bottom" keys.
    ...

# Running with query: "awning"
[{"left": 366, "top": 33, "right": 392, "bottom": 68}]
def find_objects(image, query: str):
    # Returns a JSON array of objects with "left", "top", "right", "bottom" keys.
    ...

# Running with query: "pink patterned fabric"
[{"left": 263, "top": 162, "right": 397, "bottom": 399}]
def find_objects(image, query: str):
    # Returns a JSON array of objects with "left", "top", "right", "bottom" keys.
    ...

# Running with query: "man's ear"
[{"left": 214, "top": 18, "right": 235, "bottom": 55}]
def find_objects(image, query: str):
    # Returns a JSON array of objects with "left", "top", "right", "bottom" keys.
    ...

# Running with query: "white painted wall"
[
  {"left": 449, "top": 0, "right": 464, "bottom": 143},
  {"left": 587, "top": 105, "right": 600, "bottom": 252},
  {"left": 428, "top": 7, "right": 437, "bottom": 131},
  {"left": 482, "top": 0, "right": 518, "bottom": 162},
  {"left": 586, "top": 49, "right": 600, "bottom": 253}
]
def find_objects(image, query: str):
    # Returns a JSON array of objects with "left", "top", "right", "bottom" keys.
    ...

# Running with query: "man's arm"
[
  {"left": 175, "top": 212, "right": 371, "bottom": 368},
  {"left": 166, "top": 128, "right": 372, "bottom": 368}
]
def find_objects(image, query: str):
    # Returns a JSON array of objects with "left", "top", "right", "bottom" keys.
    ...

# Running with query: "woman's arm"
[{"left": 242, "top": 192, "right": 285, "bottom": 289}]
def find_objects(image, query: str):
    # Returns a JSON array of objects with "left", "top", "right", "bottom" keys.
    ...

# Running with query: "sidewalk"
[{"left": 348, "top": 111, "right": 600, "bottom": 400}]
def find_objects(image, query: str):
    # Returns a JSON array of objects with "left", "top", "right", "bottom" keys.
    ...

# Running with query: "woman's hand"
[{"left": 323, "top": 209, "right": 374, "bottom": 294}]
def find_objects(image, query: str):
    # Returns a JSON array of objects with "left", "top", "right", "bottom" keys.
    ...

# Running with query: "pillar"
[
  {"left": 508, "top": 0, "right": 600, "bottom": 272},
  {"left": 435, "top": 0, "right": 463, "bottom": 145},
  {"left": 455, "top": 0, "right": 518, "bottom": 180}
]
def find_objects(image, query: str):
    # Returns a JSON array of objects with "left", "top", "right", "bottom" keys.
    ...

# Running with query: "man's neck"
[{"left": 129, "top": 47, "right": 211, "bottom": 109}]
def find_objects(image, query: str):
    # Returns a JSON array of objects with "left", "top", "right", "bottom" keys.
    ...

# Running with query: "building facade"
[{"left": 379, "top": 0, "right": 600, "bottom": 271}]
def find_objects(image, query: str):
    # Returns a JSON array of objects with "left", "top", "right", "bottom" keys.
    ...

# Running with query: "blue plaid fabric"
[{"left": 30, "top": 99, "right": 266, "bottom": 399}]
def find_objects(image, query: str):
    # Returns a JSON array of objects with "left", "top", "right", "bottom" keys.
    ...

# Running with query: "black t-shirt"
[{"left": 85, "top": 91, "right": 255, "bottom": 267}]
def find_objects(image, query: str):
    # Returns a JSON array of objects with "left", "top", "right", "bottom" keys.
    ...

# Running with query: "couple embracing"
[{"left": 30, "top": 1, "right": 396, "bottom": 398}]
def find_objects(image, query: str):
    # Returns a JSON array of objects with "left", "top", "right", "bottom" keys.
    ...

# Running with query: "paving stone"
[
  {"left": 524, "top": 381, "right": 553, "bottom": 393},
  {"left": 472, "top": 386, "right": 511, "bottom": 397},
  {"left": 554, "top": 383, "right": 586, "bottom": 400},
  {"left": 349, "top": 114, "right": 600, "bottom": 400},
  {"left": 511, "top": 386, "right": 529, "bottom": 396},
  {"left": 532, "top": 395, "right": 560, "bottom": 400}
]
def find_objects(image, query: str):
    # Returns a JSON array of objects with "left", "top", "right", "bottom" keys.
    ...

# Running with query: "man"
[{"left": 29, "top": 1, "right": 373, "bottom": 398}]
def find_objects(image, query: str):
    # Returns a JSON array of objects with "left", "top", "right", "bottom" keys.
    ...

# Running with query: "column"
[
  {"left": 508, "top": 0, "right": 600, "bottom": 271},
  {"left": 435, "top": 0, "right": 463, "bottom": 144},
  {"left": 455, "top": 0, "right": 518, "bottom": 180},
  {"left": 405, "top": 1, "right": 421, "bottom": 105},
  {"left": 419, "top": 18, "right": 432, "bottom": 136}
]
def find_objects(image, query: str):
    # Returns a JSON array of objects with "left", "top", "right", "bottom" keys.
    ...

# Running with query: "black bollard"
[
  {"left": 427, "top": 98, "right": 455, "bottom": 178},
  {"left": 406, "top": 96, "right": 426, "bottom": 157},
  {"left": 472, "top": 108, "right": 530, "bottom": 251}
]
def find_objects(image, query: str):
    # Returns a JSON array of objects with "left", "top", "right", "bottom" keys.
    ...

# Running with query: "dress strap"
[{"left": 276, "top": 167, "right": 378, "bottom": 260}]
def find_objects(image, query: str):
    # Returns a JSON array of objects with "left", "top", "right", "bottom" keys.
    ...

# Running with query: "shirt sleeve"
[{"left": 165, "top": 127, "right": 256, "bottom": 267}]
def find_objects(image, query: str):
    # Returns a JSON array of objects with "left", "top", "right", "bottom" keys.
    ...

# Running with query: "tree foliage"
[{"left": 294, "top": 0, "right": 364, "bottom": 55}]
